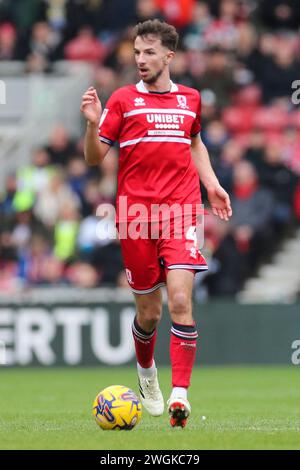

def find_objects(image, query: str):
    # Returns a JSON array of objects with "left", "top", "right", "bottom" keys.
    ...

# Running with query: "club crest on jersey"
[
  {"left": 176, "top": 95, "right": 189, "bottom": 110},
  {"left": 134, "top": 97, "right": 146, "bottom": 106}
]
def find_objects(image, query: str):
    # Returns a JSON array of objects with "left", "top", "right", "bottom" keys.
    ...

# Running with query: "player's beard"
[{"left": 142, "top": 67, "right": 164, "bottom": 84}]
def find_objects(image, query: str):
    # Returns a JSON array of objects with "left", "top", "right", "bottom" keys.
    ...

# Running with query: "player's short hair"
[{"left": 133, "top": 19, "right": 179, "bottom": 52}]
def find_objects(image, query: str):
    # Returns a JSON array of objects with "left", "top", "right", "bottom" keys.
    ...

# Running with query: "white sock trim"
[
  {"left": 137, "top": 361, "right": 156, "bottom": 378},
  {"left": 170, "top": 387, "right": 187, "bottom": 401}
]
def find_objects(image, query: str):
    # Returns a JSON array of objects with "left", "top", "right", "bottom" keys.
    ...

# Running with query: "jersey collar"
[{"left": 136, "top": 80, "right": 178, "bottom": 93}]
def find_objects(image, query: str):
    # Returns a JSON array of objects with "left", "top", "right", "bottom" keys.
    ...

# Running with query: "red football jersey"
[{"left": 98, "top": 80, "right": 201, "bottom": 222}]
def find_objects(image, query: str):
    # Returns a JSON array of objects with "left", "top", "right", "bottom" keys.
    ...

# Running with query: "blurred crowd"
[{"left": 0, "top": 0, "right": 300, "bottom": 295}]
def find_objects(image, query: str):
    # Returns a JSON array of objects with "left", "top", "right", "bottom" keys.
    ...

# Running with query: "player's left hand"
[{"left": 207, "top": 184, "right": 232, "bottom": 221}]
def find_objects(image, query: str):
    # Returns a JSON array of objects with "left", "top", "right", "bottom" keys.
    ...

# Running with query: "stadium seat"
[
  {"left": 289, "top": 110, "right": 300, "bottom": 129},
  {"left": 233, "top": 84, "right": 262, "bottom": 108},
  {"left": 263, "top": 131, "right": 284, "bottom": 146},
  {"left": 253, "top": 107, "right": 289, "bottom": 132},
  {"left": 222, "top": 107, "right": 255, "bottom": 133},
  {"left": 232, "top": 133, "right": 252, "bottom": 148}
]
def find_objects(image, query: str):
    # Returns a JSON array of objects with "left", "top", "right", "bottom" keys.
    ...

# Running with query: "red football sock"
[
  {"left": 132, "top": 316, "right": 157, "bottom": 369},
  {"left": 170, "top": 322, "right": 198, "bottom": 388}
]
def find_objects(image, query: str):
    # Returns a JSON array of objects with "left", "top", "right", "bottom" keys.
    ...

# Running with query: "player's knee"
[
  {"left": 138, "top": 302, "right": 162, "bottom": 325},
  {"left": 168, "top": 291, "right": 191, "bottom": 319}
]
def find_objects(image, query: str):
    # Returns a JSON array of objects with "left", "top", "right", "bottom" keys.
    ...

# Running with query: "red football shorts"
[{"left": 118, "top": 218, "right": 208, "bottom": 294}]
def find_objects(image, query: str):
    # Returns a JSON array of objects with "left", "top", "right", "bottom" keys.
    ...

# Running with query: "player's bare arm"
[
  {"left": 191, "top": 134, "right": 232, "bottom": 221},
  {"left": 80, "top": 87, "right": 110, "bottom": 166}
]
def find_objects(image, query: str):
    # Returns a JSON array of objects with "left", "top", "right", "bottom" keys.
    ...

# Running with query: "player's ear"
[{"left": 165, "top": 51, "right": 175, "bottom": 64}]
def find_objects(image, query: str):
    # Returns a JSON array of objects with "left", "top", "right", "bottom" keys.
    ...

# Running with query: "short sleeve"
[
  {"left": 98, "top": 91, "right": 123, "bottom": 145},
  {"left": 190, "top": 92, "right": 201, "bottom": 137}
]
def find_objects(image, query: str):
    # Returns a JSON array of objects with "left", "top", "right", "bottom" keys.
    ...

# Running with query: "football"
[{"left": 93, "top": 385, "right": 142, "bottom": 430}]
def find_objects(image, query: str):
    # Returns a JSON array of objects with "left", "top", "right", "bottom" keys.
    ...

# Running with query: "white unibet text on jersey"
[{"left": 147, "top": 114, "right": 185, "bottom": 124}]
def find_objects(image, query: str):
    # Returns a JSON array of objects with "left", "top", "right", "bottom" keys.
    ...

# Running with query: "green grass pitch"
[{"left": 0, "top": 366, "right": 299, "bottom": 450}]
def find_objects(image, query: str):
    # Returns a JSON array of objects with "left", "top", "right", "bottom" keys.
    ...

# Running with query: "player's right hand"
[{"left": 80, "top": 87, "right": 102, "bottom": 125}]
